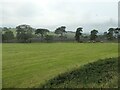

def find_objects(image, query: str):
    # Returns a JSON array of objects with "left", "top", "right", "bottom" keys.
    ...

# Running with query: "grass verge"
[{"left": 42, "top": 57, "right": 118, "bottom": 88}]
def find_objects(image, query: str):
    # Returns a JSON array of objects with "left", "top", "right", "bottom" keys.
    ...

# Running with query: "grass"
[
  {"left": 42, "top": 57, "right": 118, "bottom": 88},
  {"left": 0, "top": 44, "right": 2, "bottom": 89},
  {"left": 2, "top": 43, "right": 118, "bottom": 88}
]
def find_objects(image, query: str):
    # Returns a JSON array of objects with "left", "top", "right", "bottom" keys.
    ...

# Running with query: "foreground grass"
[
  {"left": 2, "top": 43, "right": 118, "bottom": 88},
  {"left": 42, "top": 57, "right": 118, "bottom": 88},
  {"left": 0, "top": 44, "right": 2, "bottom": 89}
]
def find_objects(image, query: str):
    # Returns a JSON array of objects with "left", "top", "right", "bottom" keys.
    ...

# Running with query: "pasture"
[{"left": 2, "top": 43, "right": 118, "bottom": 88}]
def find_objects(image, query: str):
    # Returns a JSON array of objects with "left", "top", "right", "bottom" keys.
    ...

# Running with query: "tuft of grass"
[{"left": 42, "top": 57, "right": 118, "bottom": 88}]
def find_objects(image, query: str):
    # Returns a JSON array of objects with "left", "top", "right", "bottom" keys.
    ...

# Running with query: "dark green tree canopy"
[
  {"left": 2, "top": 30, "right": 14, "bottom": 42},
  {"left": 107, "top": 28, "right": 115, "bottom": 40},
  {"left": 55, "top": 26, "right": 66, "bottom": 36},
  {"left": 16, "top": 24, "right": 33, "bottom": 42},
  {"left": 75, "top": 27, "right": 83, "bottom": 42},
  {"left": 35, "top": 28, "right": 49, "bottom": 37},
  {"left": 16, "top": 24, "right": 33, "bottom": 34},
  {"left": 90, "top": 29, "right": 98, "bottom": 41},
  {"left": 2, "top": 27, "right": 9, "bottom": 31},
  {"left": 114, "top": 28, "right": 120, "bottom": 39}
]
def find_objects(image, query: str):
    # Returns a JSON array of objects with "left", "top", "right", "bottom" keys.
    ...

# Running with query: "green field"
[{"left": 2, "top": 43, "right": 118, "bottom": 88}]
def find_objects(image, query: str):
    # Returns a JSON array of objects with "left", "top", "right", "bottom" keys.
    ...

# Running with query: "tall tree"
[
  {"left": 114, "top": 28, "right": 120, "bottom": 39},
  {"left": 90, "top": 29, "right": 98, "bottom": 41},
  {"left": 35, "top": 28, "right": 49, "bottom": 41},
  {"left": 2, "top": 30, "right": 14, "bottom": 42},
  {"left": 75, "top": 27, "right": 83, "bottom": 42},
  {"left": 55, "top": 26, "right": 66, "bottom": 37},
  {"left": 16, "top": 24, "right": 33, "bottom": 43},
  {"left": 107, "top": 28, "right": 114, "bottom": 40}
]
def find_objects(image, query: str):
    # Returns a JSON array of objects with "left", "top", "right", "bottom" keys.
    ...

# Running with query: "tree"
[
  {"left": 75, "top": 27, "right": 83, "bottom": 42},
  {"left": 90, "top": 29, "right": 98, "bottom": 41},
  {"left": 107, "top": 28, "right": 114, "bottom": 40},
  {"left": 55, "top": 26, "right": 66, "bottom": 37},
  {"left": 3, "top": 27, "right": 9, "bottom": 32},
  {"left": 2, "top": 30, "right": 14, "bottom": 42},
  {"left": 114, "top": 28, "right": 120, "bottom": 39},
  {"left": 45, "top": 35, "right": 53, "bottom": 43},
  {"left": 2, "top": 34, "right": 5, "bottom": 42},
  {"left": 16, "top": 24, "right": 33, "bottom": 43},
  {"left": 103, "top": 32, "right": 108, "bottom": 40},
  {"left": 35, "top": 28, "right": 49, "bottom": 41}
]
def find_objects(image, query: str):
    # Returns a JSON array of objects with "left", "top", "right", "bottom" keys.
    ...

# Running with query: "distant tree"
[
  {"left": 75, "top": 27, "right": 83, "bottom": 42},
  {"left": 103, "top": 32, "right": 108, "bottom": 39},
  {"left": 90, "top": 29, "right": 98, "bottom": 41},
  {"left": 3, "top": 27, "right": 9, "bottom": 32},
  {"left": 107, "top": 28, "right": 114, "bottom": 40},
  {"left": 45, "top": 35, "right": 53, "bottom": 43},
  {"left": 35, "top": 28, "right": 49, "bottom": 41},
  {"left": 104, "top": 32, "right": 107, "bottom": 35},
  {"left": 2, "top": 30, "right": 14, "bottom": 42},
  {"left": 114, "top": 28, "right": 120, "bottom": 39},
  {"left": 16, "top": 24, "right": 33, "bottom": 43},
  {"left": 55, "top": 26, "right": 66, "bottom": 37},
  {"left": 2, "top": 34, "right": 5, "bottom": 42}
]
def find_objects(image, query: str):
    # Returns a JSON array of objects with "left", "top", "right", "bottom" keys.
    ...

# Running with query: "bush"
[{"left": 41, "top": 57, "right": 118, "bottom": 88}]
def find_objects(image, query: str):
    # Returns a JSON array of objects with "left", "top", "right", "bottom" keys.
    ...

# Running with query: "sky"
[{"left": 0, "top": 0, "right": 119, "bottom": 33}]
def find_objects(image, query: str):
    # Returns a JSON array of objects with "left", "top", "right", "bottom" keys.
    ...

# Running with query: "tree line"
[{"left": 2, "top": 24, "right": 120, "bottom": 43}]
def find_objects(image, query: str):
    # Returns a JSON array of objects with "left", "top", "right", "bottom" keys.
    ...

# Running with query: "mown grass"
[
  {"left": 42, "top": 57, "right": 118, "bottom": 88},
  {"left": 0, "top": 44, "right": 2, "bottom": 89},
  {"left": 2, "top": 43, "right": 118, "bottom": 88}
]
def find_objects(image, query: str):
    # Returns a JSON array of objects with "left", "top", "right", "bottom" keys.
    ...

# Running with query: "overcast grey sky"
[{"left": 0, "top": 0, "right": 119, "bottom": 33}]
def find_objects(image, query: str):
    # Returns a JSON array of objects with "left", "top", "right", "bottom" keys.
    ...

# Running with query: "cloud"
[{"left": 0, "top": 0, "right": 118, "bottom": 32}]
